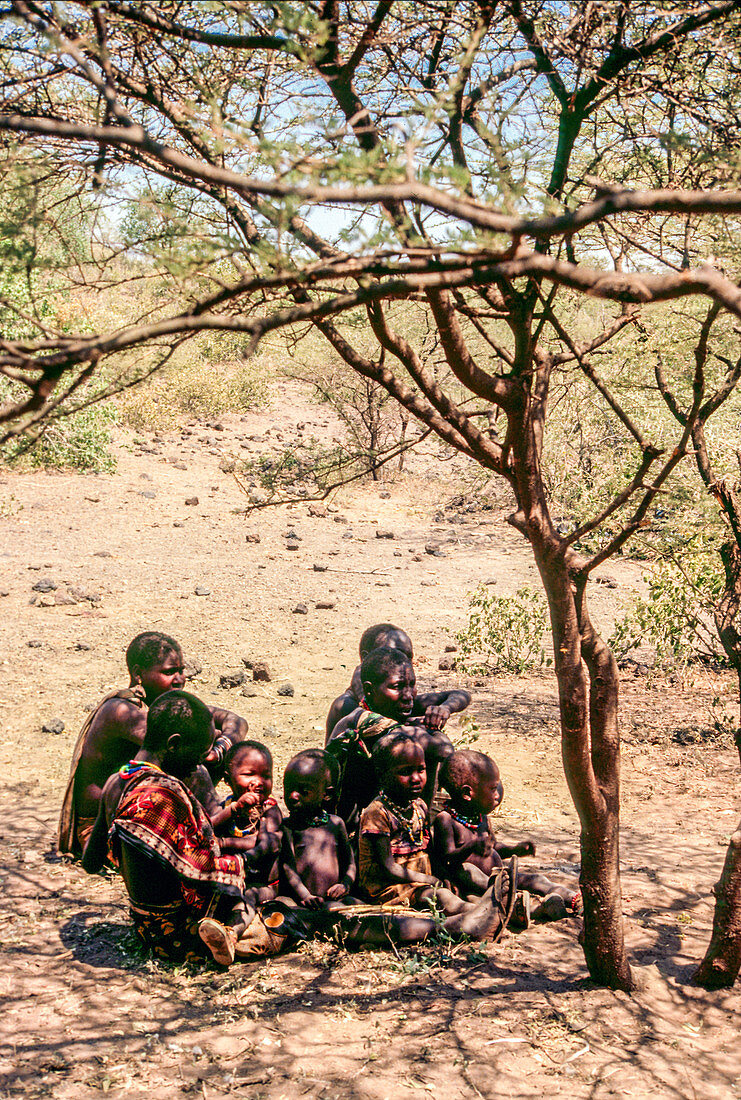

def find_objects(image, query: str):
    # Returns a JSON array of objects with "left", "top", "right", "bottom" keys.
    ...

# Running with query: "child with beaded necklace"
[{"left": 358, "top": 731, "right": 517, "bottom": 932}]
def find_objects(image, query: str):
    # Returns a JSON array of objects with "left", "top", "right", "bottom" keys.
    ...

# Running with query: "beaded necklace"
[
  {"left": 292, "top": 808, "right": 331, "bottom": 829},
  {"left": 443, "top": 800, "right": 486, "bottom": 830},
  {"left": 378, "top": 790, "right": 426, "bottom": 847}
]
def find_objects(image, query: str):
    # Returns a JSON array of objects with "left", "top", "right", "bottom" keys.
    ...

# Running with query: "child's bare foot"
[
  {"left": 198, "top": 917, "right": 237, "bottom": 965},
  {"left": 533, "top": 892, "right": 568, "bottom": 922}
]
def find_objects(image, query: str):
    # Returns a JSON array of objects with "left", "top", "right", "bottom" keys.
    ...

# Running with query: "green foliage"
[
  {"left": 609, "top": 548, "right": 726, "bottom": 667},
  {"left": 456, "top": 585, "right": 548, "bottom": 675},
  {"left": 3, "top": 400, "right": 117, "bottom": 473},
  {"left": 241, "top": 437, "right": 348, "bottom": 497}
]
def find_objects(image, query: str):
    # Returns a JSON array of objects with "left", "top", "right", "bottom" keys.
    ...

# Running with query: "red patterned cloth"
[{"left": 109, "top": 765, "right": 244, "bottom": 900}]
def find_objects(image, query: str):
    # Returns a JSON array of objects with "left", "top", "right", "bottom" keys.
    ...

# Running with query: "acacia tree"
[{"left": 4, "top": 1, "right": 741, "bottom": 990}]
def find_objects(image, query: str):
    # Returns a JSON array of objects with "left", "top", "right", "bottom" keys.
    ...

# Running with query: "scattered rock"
[
  {"left": 376, "top": 580, "right": 392, "bottom": 587},
  {"left": 185, "top": 497, "right": 199, "bottom": 506},
  {"left": 438, "top": 655, "right": 457, "bottom": 671},
  {"left": 376, "top": 528, "right": 395, "bottom": 539},
  {"left": 54, "top": 591, "right": 77, "bottom": 606},
  {"left": 32, "top": 578, "right": 57, "bottom": 593},
  {"left": 38, "top": 595, "right": 56, "bottom": 607},
  {"left": 292, "top": 603, "right": 309, "bottom": 615},
  {"left": 140, "top": 472, "right": 153, "bottom": 481},
  {"left": 27, "top": 639, "right": 42, "bottom": 648},
  {"left": 74, "top": 641, "right": 92, "bottom": 651},
  {"left": 313, "top": 563, "right": 328, "bottom": 572},
  {"left": 411, "top": 554, "right": 423, "bottom": 562},
  {"left": 333, "top": 515, "right": 348, "bottom": 524},
  {"left": 444, "top": 643, "right": 458, "bottom": 653},
  {"left": 245, "top": 532, "right": 261, "bottom": 543},
  {"left": 379, "top": 490, "right": 391, "bottom": 499},
  {"left": 42, "top": 718, "right": 65, "bottom": 735},
  {"left": 425, "top": 543, "right": 445, "bottom": 557},
  {"left": 421, "top": 579, "right": 437, "bottom": 587},
  {"left": 263, "top": 724, "right": 279, "bottom": 739},
  {"left": 173, "top": 521, "right": 184, "bottom": 528},
  {"left": 241, "top": 683, "right": 260, "bottom": 697},
  {"left": 173, "top": 461, "right": 188, "bottom": 471},
  {"left": 93, "top": 550, "right": 113, "bottom": 558},
  {"left": 308, "top": 503, "right": 327, "bottom": 517},
  {"left": 284, "top": 529, "right": 301, "bottom": 540},
  {"left": 194, "top": 585, "right": 211, "bottom": 596},
  {"left": 483, "top": 577, "right": 497, "bottom": 585},
  {"left": 277, "top": 682, "right": 295, "bottom": 697},
  {"left": 286, "top": 541, "right": 300, "bottom": 551},
  {"left": 0, "top": 589, "right": 9, "bottom": 597},
  {"left": 184, "top": 657, "right": 202, "bottom": 679},
  {"left": 595, "top": 574, "right": 618, "bottom": 589},
  {"left": 342, "top": 531, "right": 353, "bottom": 539},
  {"left": 251, "top": 660, "right": 272, "bottom": 682},
  {"left": 315, "top": 600, "right": 336, "bottom": 610},
  {"left": 220, "top": 669, "right": 246, "bottom": 689},
  {"left": 140, "top": 490, "right": 157, "bottom": 499},
  {"left": 393, "top": 550, "right": 403, "bottom": 557}
]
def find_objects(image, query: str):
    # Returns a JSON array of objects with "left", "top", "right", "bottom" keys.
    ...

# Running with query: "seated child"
[
  {"left": 279, "top": 750, "right": 357, "bottom": 908},
  {"left": 325, "top": 624, "right": 471, "bottom": 741},
  {"left": 59, "top": 630, "right": 248, "bottom": 858},
  {"left": 328, "top": 647, "right": 456, "bottom": 831},
  {"left": 358, "top": 731, "right": 518, "bottom": 940},
  {"left": 210, "top": 740, "right": 282, "bottom": 902},
  {"left": 433, "top": 750, "right": 582, "bottom": 919},
  {"left": 106, "top": 690, "right": 251, "bottom": 966}
]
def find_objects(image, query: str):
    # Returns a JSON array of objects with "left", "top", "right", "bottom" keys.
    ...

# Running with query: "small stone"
[
  {"left": 38, "top": 595, "right": 56, "bottom": 607},
  {"left": 445, "top": 643, "right": 458, "bottom": 653},
  {"left": 220, "top": 669, "right": 245, "bottom": 688},
  {"left": 94, "top": 550, "right": 113, "bottom": 558},
  {"left": 411, "top": 554, "right": 423, "bottom": 562},
  {"left": 292, "top": 603, "right": 309, "bottom": 615},
  {"left": 379, "top": 490, "right": 391, "bottom": 499},
  {"left": 284, "top": 529, "right": 301, "bottom": 540},
  {"left": 219, "top": 457, "right": 236, "bottom": 473},
  {"left": 308, "top": 503, "right": 327, "bottom": 517},
  {"left": 245, "top": 532, "right": 261, "bottom": 543},
  {"left": 376, "top": 529, "right": 395, "bottom": 539},
  {"left": 313, "top": 563, "right": 328, "bottom": 572},
  {"left": 75, "top": 641, "right": 92, "bottom": 651},
  {"left": 140, "top": 472, "right": 152, "bottom": 481},
  {"left": 27, "top": 639, "right": 42, "bottom": 648},
  {"left": 438, "top": 655, "right": 457, "bottom": 671},
  {"left": 342, "top": 531, "right": 353, "bottom": 539},
  {"left": 173, "top": 461, "right": 188, "bottom": 471},
  {"left": 42, "top": 718, "right": 65, "bottom": 735},
  {"left": 263, "top": 724, "right": 279, "bottom": 739},
  {"left": 194, "top": 585, "right": 211, "bottom": 596},
  {"left": 241, "top": 684, "right": 260, "bottom": 697},
  {"left": 0, "top": 589, "right": 9, "bottom": 597},
  {"left": 185, "top": 497, "right": 199, "bottom": 506},
  {"left": 286, "top": 541, "right": 300, "bottom": 551},
  {"left": 483, "top": 577, "right": 497, "bottom": 585},
  {"left": 140, "top": 490, "right": 157, "bottom": 499},
  {"left": 32, "top": 578, "right": 57, "bottom": 593},
  {"left": 595, "top": 574, "right": 618, "bottom": 589},
  {"left": 184, "top": 657, "right": 202, "bottom": 679},
  {"left": 393, "top": 550, "right": 403, "bottom": 557},
  {"left": 333, "top": 515, "right": 348, "bottom": 524},
  {"left": 421, "top": 579, "right": 437, "bottom": 587},
  {"left": 277, "top": 682, "right": 295, "bottom": 697},
  {"left": 251, "top": 661, "right": 272, "bottom": 682},
  {"left": 173, "top": 521, "right": 184, "bottom": 528},
  {"left": 425, "top": 543, "right": 445, "bottom": 557},
  {"left": 54, "top": 591, "right": 77, "bottom": 606},
  {"left": 315, "top": 600, "right": 336, "bottom": 610}
]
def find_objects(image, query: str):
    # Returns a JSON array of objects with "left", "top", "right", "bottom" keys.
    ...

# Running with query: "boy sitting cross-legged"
[
  {"left": 278, "top": 750, "right": 358, "bottom": 908},
  {"left": 432, "top": 750, "right": 582, "bottom": 920}
]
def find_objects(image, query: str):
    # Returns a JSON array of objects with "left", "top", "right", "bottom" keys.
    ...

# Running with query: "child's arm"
[
  {"left": 495, "top": 837, "right": 536, "bottom": 858},
  {"left": 325, "top": 693, "right": 358, "bottom": 743},
  {"left": 363, "top": 832, "right": 439, "bottom": 888},
  {"left": 432, "top": 812, "right": 493, "bottom": 877},
  {"left": 414, "top": 688, "right": 472, "bottom": 730},
  {"left": 326, "top": 818, "right": 356, "bottom": 900},
  {"left": 204, "top": 706, "right": 249, "bottom": 772},
  {"left": 280, "top": 826, "right": 324, "bottom": 908},
  {"left": 81, "top": 800, "right": 110, "bottom": 874},
  {"left": 209, "top": 789, "right": 256, "bottom": 831}
]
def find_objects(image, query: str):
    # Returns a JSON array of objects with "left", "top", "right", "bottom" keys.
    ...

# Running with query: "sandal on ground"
[
  {"left": 489, "top": 855, "right": 519, "bottom": 945},
  {"left": 198, "top": 917, "right": 237, "bottom": 966},
  {"left": 510, "top": 890, "right": 532, "bottom": 930}
]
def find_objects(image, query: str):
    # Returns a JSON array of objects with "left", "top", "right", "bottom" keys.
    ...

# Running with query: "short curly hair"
[
  {"left": 143, "top": 690, "right": 212, "bottom": 751},
  {"left": 440, "top": 750, "right": 499, "bottom": 794},
  {"left": 360, "top": 646, "right": 412, "bottom": 690},
  {"left": 223, "top": 740, "right": 272, "bottom": 777},
  {"left": 371, "top": 729, "right": 420, "bottom": 780},
  {"left": 125, "top": 631, "right": 181, "bottom": 674}
]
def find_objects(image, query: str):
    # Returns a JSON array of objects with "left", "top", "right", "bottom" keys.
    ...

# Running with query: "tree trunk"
[
  {"left": 694, "top": 544, "right": 741, "bottom": 987},
  {"left": 539, "top": 555, "right": 634, "bottom": 990}
]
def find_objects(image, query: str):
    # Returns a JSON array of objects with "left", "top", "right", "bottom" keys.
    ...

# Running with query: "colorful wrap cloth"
[
  {"left": 57, "top": 687, "right": 146, "bottom": 859},
  {"left": 109, "top": 764, "right": 244, "bottom": 960},
  {"left": 359, "top": 796, "right": 432, "bottom": 906},
  {"left": 327, "top": 711, "right": 402, "bottom": 827}
]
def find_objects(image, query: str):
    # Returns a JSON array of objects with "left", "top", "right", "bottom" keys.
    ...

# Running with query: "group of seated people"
[{"left": 58, "top": 625, "right": 581, "bottom": 966}]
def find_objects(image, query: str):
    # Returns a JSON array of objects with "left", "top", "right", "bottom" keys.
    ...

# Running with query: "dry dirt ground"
[{"left": 1, "top": 380, "right": 740, "bottom": 1099}]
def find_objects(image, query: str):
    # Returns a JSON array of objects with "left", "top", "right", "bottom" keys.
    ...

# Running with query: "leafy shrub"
[
  {"left": 609, "top": 549, "right": 725, "bottom": 667},
  {"left": 3, "top": 400, "right": 117, "bottom": 473},
  {"left": 456, "top": 585, "right": 548, "bottom": 674},
  {"left": 241, "top": 438, "right": 349, "bottom": 497},
  {"left": 119, "top": 356, "right": 268, "bottom": 432}
]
